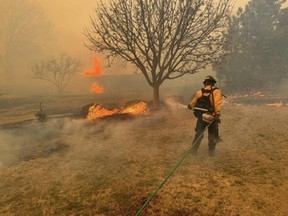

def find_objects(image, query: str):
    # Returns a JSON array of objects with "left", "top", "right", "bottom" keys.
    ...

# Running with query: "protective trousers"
[{"left": 191, "top": 117, "right": 219, "bottom": 153}]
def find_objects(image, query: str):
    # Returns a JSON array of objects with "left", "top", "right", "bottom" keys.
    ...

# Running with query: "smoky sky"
[
  {"left": 1, "top": 0, "right": 288, "bottom": 95},
  {"left": 39, "top": 0, "right": 271, "bottom": 68}
]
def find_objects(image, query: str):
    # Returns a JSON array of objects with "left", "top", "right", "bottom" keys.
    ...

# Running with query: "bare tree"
[
  {"left": 84, "top": 0, "right": 233, "bottom": 108},
  {"left": 0, "top": 0, "right": 51, "bottom": 80},
  {"left": 33, "top": 54, "right": 82, "bottom": 94}
]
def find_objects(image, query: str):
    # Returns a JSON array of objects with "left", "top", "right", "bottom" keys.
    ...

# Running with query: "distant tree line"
[{"left": 213, "top": 0, "right": 288, "bottom": 93}]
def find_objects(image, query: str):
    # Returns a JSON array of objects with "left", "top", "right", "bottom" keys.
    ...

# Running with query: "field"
[{"left": 0, "top": 94, "right": 288, "bottom": 215}]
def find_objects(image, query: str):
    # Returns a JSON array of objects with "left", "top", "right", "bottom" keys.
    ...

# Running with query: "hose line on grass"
[{"left": 135, "top": 119, "right": 215, "bottom": 216}]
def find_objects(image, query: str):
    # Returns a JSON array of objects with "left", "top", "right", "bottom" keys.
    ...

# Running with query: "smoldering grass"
[{"left": 18, "top": 139, "right": 69, "bottom": 162}]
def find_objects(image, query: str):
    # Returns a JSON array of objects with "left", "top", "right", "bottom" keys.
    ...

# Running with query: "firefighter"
[{"left": 187, "top": 75, "right": 223, "bottom": 156}]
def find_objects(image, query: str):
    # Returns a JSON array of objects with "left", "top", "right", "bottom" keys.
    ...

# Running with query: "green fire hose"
[{"left": 135, "top": 119, "right": 215, "bottom": 216}]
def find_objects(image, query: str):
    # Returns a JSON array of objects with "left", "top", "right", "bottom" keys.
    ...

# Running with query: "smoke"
[
  {"left": 0, "top": 110, "right": 154, "bottom": 168},
  {"left": 0, "top": 117, "right": 89, "bottom": 166},
  {"left": 1, "top": 0, "right": 288, "bottom": 97},
  {"left": 164, "top": 97, "right": 187, "bottom": 110},
  {"left": 0, "top": 95, "right": 193, "bottom": 168},
  {"left": 0, "top": 96, "right": 187, "bottom": 169}
]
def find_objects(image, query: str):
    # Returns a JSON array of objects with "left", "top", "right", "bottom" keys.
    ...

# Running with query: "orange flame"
[
  {"left": 90, "top": 82, "right": 104, "bottom": 94},
  {"left": 83, "top": 55, "right": 102, "bottom": 77},
  {"left": 83, "top": 55, "right": 104, "bottom": 94},
  {"left": 87, "top": 102, "right": 150, "bottom": 121},
  {"left": 121, "top": 102, "right": 149, "bottom": 115},
  {"left": 87, "top": 104, "right": 119, "bottom": 121}
]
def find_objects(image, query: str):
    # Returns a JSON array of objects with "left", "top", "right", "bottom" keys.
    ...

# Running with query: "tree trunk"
[{"left": 152, "top": 85, "right": 160, "bottom": 109}]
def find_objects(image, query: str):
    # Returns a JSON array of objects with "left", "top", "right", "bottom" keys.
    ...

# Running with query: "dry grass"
[{"left": 0, "top": 95, "right": 288, "bottom": 215}]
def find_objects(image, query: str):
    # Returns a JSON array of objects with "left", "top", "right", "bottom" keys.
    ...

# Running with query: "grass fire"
[
  {"left": 1, "top": 0, "right": 288, "bottom": 215},
  {"left": 1, "top": 94, "right": 288, "bottom": 215},
  {"left": 86, "top": 101, "right": 150, "bottom": 121}
]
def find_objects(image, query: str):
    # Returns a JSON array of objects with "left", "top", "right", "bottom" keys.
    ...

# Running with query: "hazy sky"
[
  {"left": 40, "top": 0, "right": 243, "bottom": 72},
  {"left": 39, "top": 0, "right": 288, "bottom": 75},
  {"left": 39, "top": 0, "right": 95, "bottom": 61},
  {"left": 2, "top": 0, "right": 287, "bottom": 95},
  {"left": 39, "top": 0, "right": 135, "bottom": 74}
]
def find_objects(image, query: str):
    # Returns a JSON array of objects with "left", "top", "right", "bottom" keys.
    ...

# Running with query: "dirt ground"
[{"left": 0, "top": 94, "right": 288, "bottom": 216}]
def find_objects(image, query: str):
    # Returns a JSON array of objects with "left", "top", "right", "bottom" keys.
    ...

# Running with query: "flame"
[
  {"left": 87, "top": 101, "right": 150, "bottom": 121},
  {"left": 83, "top": 55, "right": 102, "bottom": 77},
  {"left": 90, "top": 82, "right": 103, "bottom": 94},
  {"left": 266, "top": 102, "right": 283, "bottom": 107},
  {"left": 83, "top": 55, "right": 104, "bottom": 94},
  {"left": 87, "top": 104, "right": 119, "bottom": 121},
  {"left": 121, "top": 102, "right": 149, "bottom": 115}
]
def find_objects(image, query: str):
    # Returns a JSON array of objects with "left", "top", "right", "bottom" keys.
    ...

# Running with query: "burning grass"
[
  {"left": 86, "top": 101, "right": 150, "bottom": 121},
  {"left": 1, "top": 96, "right": 288, "bottom": 215}
]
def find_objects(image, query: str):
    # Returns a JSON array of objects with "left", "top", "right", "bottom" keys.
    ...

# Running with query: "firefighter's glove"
[{"left": 187, "top": 104, "right": 192, "bottom": 110}]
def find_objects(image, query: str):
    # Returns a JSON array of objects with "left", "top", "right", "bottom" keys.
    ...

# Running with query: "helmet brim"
[{"left": 203, "top": 80, "right": 216, "bottom": 84}]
